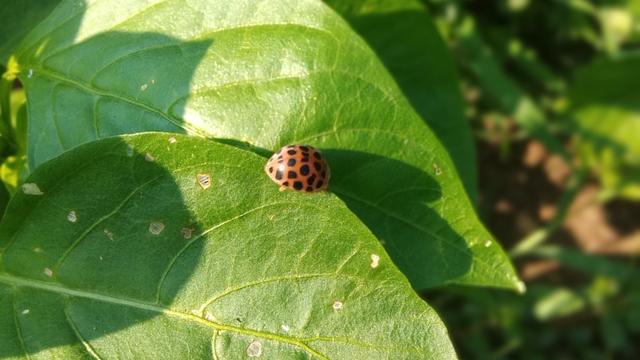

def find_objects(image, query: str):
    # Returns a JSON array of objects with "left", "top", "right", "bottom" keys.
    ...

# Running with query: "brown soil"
[{"left": 477, "top": 138, "right": 640, "bottom": 280}]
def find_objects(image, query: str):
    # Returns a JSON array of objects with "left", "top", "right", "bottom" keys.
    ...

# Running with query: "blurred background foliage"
[
  {"left": 1, "top": 0, "right": 639, "bottom": 358},
  {"left": 422, "top": 0, "right": 640, "bottom": 358}
]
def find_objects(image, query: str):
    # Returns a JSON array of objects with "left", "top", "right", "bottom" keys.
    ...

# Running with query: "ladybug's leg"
[{"left": 279, "top": 185, "right": 287, "bottom": 192}]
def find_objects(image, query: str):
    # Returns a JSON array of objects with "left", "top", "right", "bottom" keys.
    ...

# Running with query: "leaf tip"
[{"left": 516, "top": 279, "right": 527, "bottom": 294}]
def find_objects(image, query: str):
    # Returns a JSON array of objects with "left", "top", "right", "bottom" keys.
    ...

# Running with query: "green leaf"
[
  {"left": 323, "top": 0, "right": 477, "bottom": 201},
  {"left": 15, "top": 0, "right": 518, "bottom": 290},
  {"left": 0, "top": 181, "right": 8, "bottom": 219},
  {"left": 0, "top": 0, "right": 62, "bottom": 65},
  {"left": 0, "top": 155, "right": 29, "bottom": 195},
  {"left": 0, "top": 75, "right": 11, "bottom": 143},
  {"left": 568, "top": 52, "right": 640, "bottom": 200},
  {"left": 533, "top": 288, "right": 586, "bottom": 321},
  {"left": 0, "top": 133, "right": 456, "bottom": 359},
  {"left": 9, "top": 88, "right": 28, "bottom": 152},
  {"left": 531, "top": 245, "right": 640, "bottom": 284},
  {"left": 0, "top": 87, "right": 29, "bottom": 196}
]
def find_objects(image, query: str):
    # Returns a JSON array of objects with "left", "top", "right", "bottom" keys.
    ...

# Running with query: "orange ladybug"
[{"left": 264, "top": 145, "right": 330, "bottom": 192}]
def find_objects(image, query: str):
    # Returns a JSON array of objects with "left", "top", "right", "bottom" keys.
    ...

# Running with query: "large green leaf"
[
  {"left": 15, "top": 0, "right": 519, "bottom": 290},
  {"left": 0, "top": 133, "right": 456, "bottom": 359},
  {"left": 323, "top": 0, "right": 477, "bottom": 201},
  {"left": 0, "top": 0, "right": 62, "bottom": 66},
  {"left": 569, "top": 52, "right": 640, "bottom": 200}
]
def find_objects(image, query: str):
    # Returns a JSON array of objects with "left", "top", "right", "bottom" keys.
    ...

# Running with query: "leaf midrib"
[{"left": 0, "top": 272, "right": 327, "bottom": 359}]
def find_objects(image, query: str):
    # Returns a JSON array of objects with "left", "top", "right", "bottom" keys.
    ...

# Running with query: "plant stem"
[{"left": 510, "top": 169, "right": 588, "bottom": 257}]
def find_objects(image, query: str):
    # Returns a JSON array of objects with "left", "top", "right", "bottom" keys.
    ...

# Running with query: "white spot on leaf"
[
  {"left": 168, "top": 136, "right": 177, "bottom": 144},
  {"left": 104, "top": 229, "right": 114, "bottom": 240},
  {"left": 149, "top": 222, "right": 165, "bottom": 235},
  {"left": 484, "top": 240, "right": 492, "bottom": 247},
  {"left": 43, "top": 268, "right": 53, "bottom": 277},
  {"left": 22, "top": 183, "right": 43, "bottom": 195},
  {"left": 140, "top": 83, "right": 148, "bottom": 91},
  {"left": 433, "top": 163, "right": 442, "bottom": 176},
  {"left": 246, "top": 341, "right": 262, "bottom": 357},
  {"left": 67, "top": 210, "right": 77, "bottom": 223},
  {"left": 205, "top": 312, "right": 215, "bottom": 321},
  {"left": 281, "top": 324, "right": 290, "bottom": 332},
  {"left": 197, "top": 173, "right": 211, "bottom": 190},
  {"left": 21, "top": 309, "right": 30, "bottom": 315},
  {"left": 144, "top": 152, "right": 155, "bottom": 162},
  {"left": 33, "top": 247, "right": 43, "bottom": 253},
  {"left": 370, "top": 254, "right": 380, "bottom": 268},
  {"left": 181, "top": 227, "right": 193, "bottom": 239},
  {"left": 27, "top": 69, "right": 33, "bottom": 78},
  {"left": 332, "top": 300, "right": 343, "bottom": 310}
]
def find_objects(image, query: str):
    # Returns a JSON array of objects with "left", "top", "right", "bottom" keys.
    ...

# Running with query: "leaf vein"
[
  {"left": 53, "top": 174, "right": 166, "bottom": 273},
  {"left": 155, "top": 201, "right": 298, "bottom": 303},
  {"left": 63, "top": 299, "right": 103, "bottom": 360},
  {"left": 11, "top": 289, "right": 31, "bottom": 360},
  {"left": 0, "top": 273, "right": 328, "bottom": 360},
  {"left": 197, "top": 273, "right": 338, "bottom": 315},
  {"left": 32, "top": 68, "right": 208, "bottom": 138},
  {"left": 332, "top": 188, "right": 505, "bottom": 284}
]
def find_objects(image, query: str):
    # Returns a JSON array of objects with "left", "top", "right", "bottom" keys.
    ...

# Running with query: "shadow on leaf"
[
  {"left": 0, "top": 135, "right": 208, "bottom": 357},
  {"left": 0, "top": 0, "right": 216, "bottom": 356},
  {"left": 20, "top": 0, "right": 211, "bottom": 169},
  {"left": 325, "top": 149, "right": 472, "bottom": 288}
]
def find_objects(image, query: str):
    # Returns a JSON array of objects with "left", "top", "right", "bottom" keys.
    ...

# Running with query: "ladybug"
[{"left": 264, "top": 145, "right": 330, "bottom": 192}]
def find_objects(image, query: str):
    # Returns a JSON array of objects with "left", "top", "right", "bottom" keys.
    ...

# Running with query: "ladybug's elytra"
[{"left": 264, "top": 145, "right": 330, "bottom": 192}]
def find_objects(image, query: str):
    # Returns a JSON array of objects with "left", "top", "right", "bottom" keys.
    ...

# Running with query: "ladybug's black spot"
[
  {"left": 277, "top": 154, "right": 283, "bottom": 160},
  {"left": 314, "top": 162, "right": 322, "bottom": 171},
  {"left": 307, "top": 174, "right": 316, "bottom": 186},
  {"left": 287, "top": 145, "right": 296, "bottom": 148},
  {"left": 293, "top": 181, "right": 304, "bottom": 190},
  {"left": 287, "top": 149, "right": 296, "bottom": 155},
  {"left": 288, "top": 171, "right": 297, "bottom": 179},
  {"left": 283, "top": 181, "right": 289, "bottom": 186},
  {"left": 300, "top": 164, "right": 310, "bottom": 176},
  {"left": 287, "top": 158, "right": 296, "bottom": 166},
  {"left": 275, "top": 169, "right": 284, "bottom": 180},
  {"left": 268, "top": 167, "right": 273, "bottom": 173},
  {"left": 321, "top": 171, "right": 326, "bottom": 178},
  {"left": 299, "top": 146, "right": 310, "bottom": 152},
  {"left": 301, "top": 155, "right": 309, "bottom": 163},
  {"left": 313, "top": 152, "right": 322, "bottom": 160},
  {"left": 316, "top": 180, "right": 324, "bottom": 189},
  {"left": 306, "top": 186, "right": 313, "bottom": 192}
]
